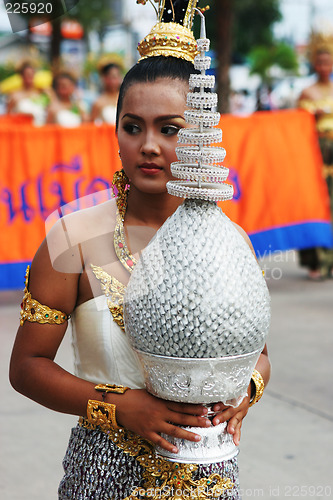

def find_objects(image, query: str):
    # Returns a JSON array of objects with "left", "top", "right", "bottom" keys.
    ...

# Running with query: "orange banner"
[
  {"left": 0, "top": 110, "right": 332, "bottom": 289},
  {"left": 219, "top": 109, "right": 330, "bottom": 232}
]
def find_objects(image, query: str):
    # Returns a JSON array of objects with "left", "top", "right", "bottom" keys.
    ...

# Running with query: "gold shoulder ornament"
[
  {"left": 91, "top": 264, "right": 127, "bottom": 331},
  {"left": 20, "top": 266, "right": 69, "bottom": 326}
]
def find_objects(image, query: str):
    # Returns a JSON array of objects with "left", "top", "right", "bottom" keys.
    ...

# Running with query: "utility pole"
[{"left": 309, "top": 0, "right": 316, "bottom": 32}]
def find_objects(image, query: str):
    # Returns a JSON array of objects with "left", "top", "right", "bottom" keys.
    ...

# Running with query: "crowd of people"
[
  {"left": 4, "top": 57, "right": 123, "bottom": 127},
  {"left": 2, "top": 43, "right": 333, "bottom": 283}
]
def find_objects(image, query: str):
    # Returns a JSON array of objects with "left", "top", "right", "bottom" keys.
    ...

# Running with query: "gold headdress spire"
[
  {"left": 308, "top": 29, "right": 333, "bottom": 64},
  {"left": 137, "top": 0, "right": 201, "bottom": 62}
]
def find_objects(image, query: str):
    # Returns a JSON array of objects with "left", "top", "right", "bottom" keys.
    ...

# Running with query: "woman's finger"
[
  {"left": 163, "top": 421, "right": 203, "bottom": 444},
  {"left": 228, "top": 419, "right": 242, "bottom": 446},
  {"left": 167, "top": 410, "right": 211, "bottom": 429},
  {"left": 150, "top": 433, "right": 179, "bottom": 454},
  {"left": 167, "top": 401, "right": 208, "bottom": 416}
]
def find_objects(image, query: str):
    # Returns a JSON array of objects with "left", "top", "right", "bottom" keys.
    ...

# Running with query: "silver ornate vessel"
[{"left": 124, "top": 14, "right": 270, "bottom": 464}]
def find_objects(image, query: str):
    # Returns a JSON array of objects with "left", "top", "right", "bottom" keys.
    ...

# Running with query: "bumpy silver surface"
[
  {"left": 156, "top": 421, "right": 238, "bottom": 464},
  {"left": 170, "top": 164, "right": 229, "bottom": 183},
  {"left": 135, "top": 348, "right": 262, "bottom": 405},
  {"left": 168, "top": 35, "right": 233, "bottom": 203},
  {"left": 124, "top": 200, "right": 270, "bottom": 405},
  {"left": 175, "top": 145, "right": 226, "bottom": 163},
  {"left": 124, "top": 30, "right": 270, "bottom": 422}
]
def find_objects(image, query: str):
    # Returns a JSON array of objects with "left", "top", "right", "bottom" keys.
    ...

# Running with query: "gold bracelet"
[
  {"left": 20, "top": 266, "right": 69, "bottom": 326},
  {"left": 87, "top": 400, "right": 119, "bottom": 431},
  {"left": 249, "top": 369, "right": 265, "bottom": 407},
  {"left": 94, "top": 384, "right": 130, "bottom": 394}
]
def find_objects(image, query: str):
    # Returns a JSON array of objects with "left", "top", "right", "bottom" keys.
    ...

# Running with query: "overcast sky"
[
  {"left": 274, "top": 0, "right": 333, "bottom": 43},
  {"left": 1, "top": 0, "right": 333, "bottom": 45}
]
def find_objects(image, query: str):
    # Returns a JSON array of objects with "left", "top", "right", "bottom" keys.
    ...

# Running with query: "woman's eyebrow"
[
  {"left": 122, "top": 113, "right": 185, "bottom": 122},
  {"left": 121, "top": 113, "right": 143, "bottom": 121},
  {"left": 157, "top": 115, "right": 185, "bottom": 121}
]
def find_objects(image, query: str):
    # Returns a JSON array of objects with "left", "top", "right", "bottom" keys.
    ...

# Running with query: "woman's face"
[
  {"left": 22, "top": 66, "right": 35, "bottom": 88},
  {"left": 314, "top": 52, "right": 333, "bottom": 79},
  {"left": 56, "top": 77, "right": 76, "bottom": 100},
  {"left": 117, "top": 78, "right": 188, "bottom": 195},
  {"left": 103, "top": 66, "right": 122, "bottom": 92}
]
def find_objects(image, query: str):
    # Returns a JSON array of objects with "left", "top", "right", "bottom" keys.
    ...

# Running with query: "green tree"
[
  {"left": 68, "top": 0, "right": 114, "bottom": 42},
  {"left": 249, "top": 42, "right": 298, "bottom": 83},
  {"left": 15, "top": 0, "right": 114, "bottom": 67},
  {"left": 233, "top": 0, "right": 282, "bottom": 59},
  {"left": 204, "top": 0, "right": 283, "bottom": 112}
]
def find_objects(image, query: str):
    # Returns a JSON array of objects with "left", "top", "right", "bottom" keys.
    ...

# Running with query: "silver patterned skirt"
[{"left": 58, "top": 423, "right": 241, "bottom": 499}]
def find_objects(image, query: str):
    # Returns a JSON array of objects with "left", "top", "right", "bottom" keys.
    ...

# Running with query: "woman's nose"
[{"left": 140, "top": 131, "right": 160, "bottom": 156}]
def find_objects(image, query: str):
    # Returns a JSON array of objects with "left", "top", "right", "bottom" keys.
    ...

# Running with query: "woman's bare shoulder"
[{"left": 46, "top": 197, "right": 117, "bottom": 270}]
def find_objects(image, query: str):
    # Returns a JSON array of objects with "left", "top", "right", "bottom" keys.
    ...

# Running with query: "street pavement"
[{"left": 0, "top": 251, "right": 332, "bottom": 499}]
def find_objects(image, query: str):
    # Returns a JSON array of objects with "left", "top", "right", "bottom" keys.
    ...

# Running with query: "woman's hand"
[
  {"left": 112, "top": 389, "right": 211, "bottom": 454},
  {"left": 210, "top": 386, "right": 251, "bottom": 446}
]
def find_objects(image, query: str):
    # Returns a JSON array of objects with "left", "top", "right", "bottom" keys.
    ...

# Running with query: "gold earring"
[{"left": 112, "top": 170, "right": 130, "bottom": 218}]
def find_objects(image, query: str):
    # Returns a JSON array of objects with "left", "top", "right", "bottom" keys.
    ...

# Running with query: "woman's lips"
[{"left": 139, "top": 164, "right": 163, "bottom": 175}]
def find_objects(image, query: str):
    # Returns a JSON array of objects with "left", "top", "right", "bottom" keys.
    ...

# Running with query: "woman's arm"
[
  {"left": 9, "top": 235, "right": 211, "bottom": 454},
  {"left": 90, "top": 99, "right": 102, "bottom": 122}
]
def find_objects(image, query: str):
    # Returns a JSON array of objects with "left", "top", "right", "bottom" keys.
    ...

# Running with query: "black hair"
[
  {"left": 100, "top": 62, "right": 121, "bottom": 76},
  {"left": 18, "top": 61, "right": 35, "bottom": 75},
  {"left": 116, "top": 56, "right": 198, "bottom": 130},
  {"left": 52, "top": 70, "right": 78, "bottom": 90}
]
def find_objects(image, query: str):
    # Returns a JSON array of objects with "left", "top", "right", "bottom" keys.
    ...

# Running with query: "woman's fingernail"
[
  {"left": 215, "top": 405, "right": 221, "bottom": 411},
  {"left": 172, "top": 447, "right": 178, "bottom": 453},
  {"left": 194, "top": 435, "right": 201, "bottom": 441},
  {"left": 215, "top": 418, "right": 220, "bottom": 425},
  {"left": 229, "top": 426, "right": 235, "bottom": 433},
  {"left": 205, "top": 419, "right": 211, "bottom": 427}
]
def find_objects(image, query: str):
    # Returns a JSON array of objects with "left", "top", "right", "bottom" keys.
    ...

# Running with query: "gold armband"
[
  {"left": 20, "top": 266, "right": 69, "bottom": 326},
  {"left": 249, "top": 369, "right": 265, "bottom": 407},
  {"left": 87, "top": 400, "right": 119, "bottom": 431}
]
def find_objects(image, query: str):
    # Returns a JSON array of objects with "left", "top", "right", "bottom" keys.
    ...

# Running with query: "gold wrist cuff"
[
  {"left": 95, "top": 384, "right": 130, "bottom": 394},
  {"left": 87, "top": 399, "right": 119, "bottom": 431},
  {"left": 20, "top": 266, "right": 69, "bottom": 326},
  {"left": 249, "top": 369, "right": 265, "bottom": 407}
]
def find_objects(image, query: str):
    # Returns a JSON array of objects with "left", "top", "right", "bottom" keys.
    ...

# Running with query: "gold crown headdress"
[
  {"left": 308, "top": 29, "right": 333, "bottom": 64},
  {"left": 137, "top": 0, "right": 202, "bottom": 62}
]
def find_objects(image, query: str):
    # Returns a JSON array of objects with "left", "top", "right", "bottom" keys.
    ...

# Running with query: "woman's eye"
[
  {"left": 161, "top": 125, "right": 181, "bottom": 136},
  {"left": 123, "top": 123, "right": 141, "bottom": 135}
]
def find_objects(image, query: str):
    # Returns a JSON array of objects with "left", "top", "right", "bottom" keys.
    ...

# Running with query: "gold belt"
[
  {"left": 318, "top": 131, "right": 333, "bottom": 139},
  {"left": 323, "top": 164, "right": 333, "bottom": 178},
  {"left": 79, "top": 417, "right": 233, "bottom": 499}
]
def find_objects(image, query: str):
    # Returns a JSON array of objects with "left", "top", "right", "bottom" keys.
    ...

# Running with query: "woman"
[
  {"left": 7, "top": 60, "right": 50, "bottom": 126},
  {"left": 46, "top": 70, "right": 87, "bottom": 126},
  {"left": 10, "top": 10, "right": 270, "bottom": 500},
  {"left": 90, "top": 61, "right": 123, "bottom": 124},
  {"left": 298, "top": 47, "right": 333, "bottom": 279}
]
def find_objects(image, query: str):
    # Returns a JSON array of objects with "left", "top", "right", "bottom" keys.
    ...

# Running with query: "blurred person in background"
[
  {"left": 90, "top": 59, "right": 123, "bottom": 125},
  {"left": 46, "top": 70, "right": 88, "bottom": 127},
  {"left": 298, "top": 39, "right": 333, "bottom": 280},
  {"left": 6, "top": 60, "right": 50, "bottom": 126}
]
